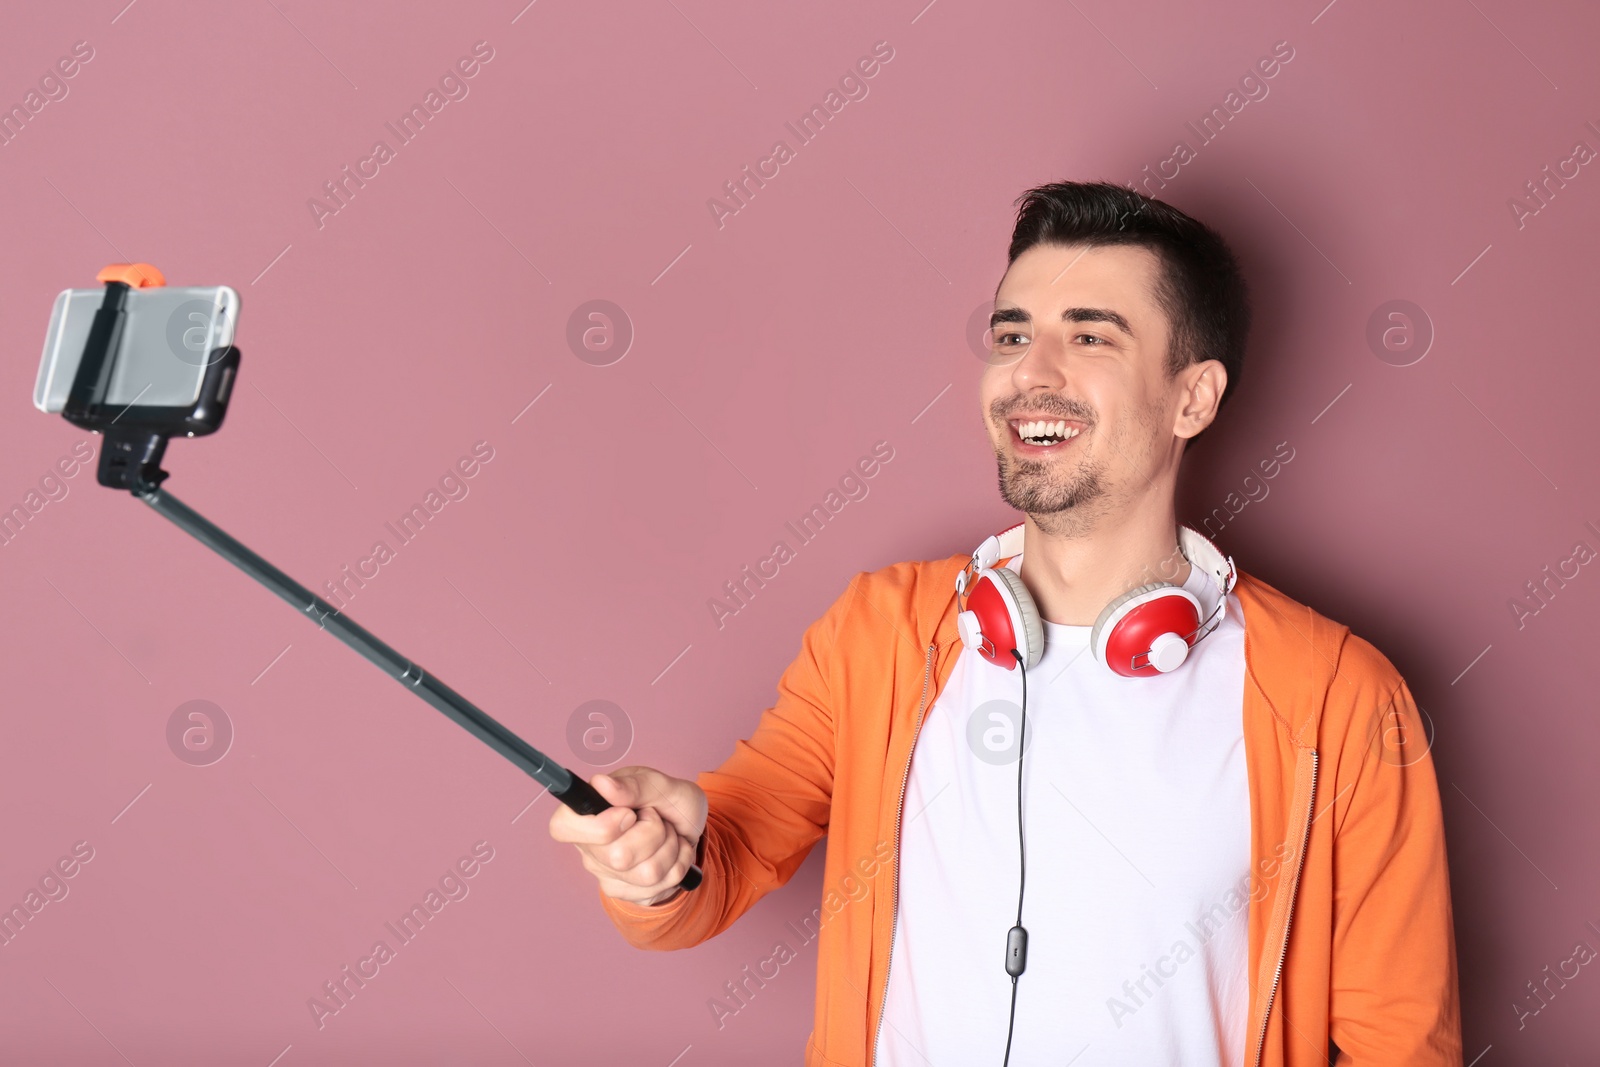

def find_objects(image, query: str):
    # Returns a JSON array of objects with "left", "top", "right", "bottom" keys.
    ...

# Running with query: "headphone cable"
[{"left": 1001, "top": 648, "right": 1029, "bottom": 1066}]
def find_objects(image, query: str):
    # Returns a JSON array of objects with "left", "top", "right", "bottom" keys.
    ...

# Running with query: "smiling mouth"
[{"left": 1007, "top": 417, "right": 1085, "bottom": 449}]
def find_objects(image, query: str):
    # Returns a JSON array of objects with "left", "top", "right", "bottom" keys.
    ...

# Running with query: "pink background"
[{"left": 2, "top": 0, "right": 1597, "bottom": 1062}]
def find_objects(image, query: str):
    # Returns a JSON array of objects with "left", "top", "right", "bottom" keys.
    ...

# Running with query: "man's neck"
[{"left": 1016, "top": 509, "right": 1191, "bottom": 627}]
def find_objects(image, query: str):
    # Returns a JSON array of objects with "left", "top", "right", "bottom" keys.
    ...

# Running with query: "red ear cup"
[
  {"left": 1091, "top": 582, "right": 1203, "bottom": 678},
  {"left": 988, "top": 567, "right": 1043, "bottom": 670},
  {"left": 956, "top": 566, "right": 1043, "bottom": 670}
]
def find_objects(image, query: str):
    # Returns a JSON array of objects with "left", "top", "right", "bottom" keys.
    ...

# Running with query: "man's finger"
[
  {"left": 590, "top": 771, "right": 646, "bottom": 810},
  {"left": 612, "top": 770, "right": 705, "bottom": 841},
  {"left": 595, "top": 824, "right": 693, "bottom": 899},
  {"left": 599, "top": 804, "right": 668, "bottom": 874},
  {"left": 626, "top": 816, "right": 688, "bottom": 888},
  {"left": 548, "top": 802, "right": 636, "bottom": 846}
]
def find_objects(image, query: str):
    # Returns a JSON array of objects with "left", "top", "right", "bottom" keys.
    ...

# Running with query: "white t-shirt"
[{"left": 875, "top": 554, "right": 1251, "bottom": 1066}]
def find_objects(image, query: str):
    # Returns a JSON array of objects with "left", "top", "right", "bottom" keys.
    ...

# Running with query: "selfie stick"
[
  {"left": 62, "top": 267, "right": 701, "bottom": 893},
  {"left": 135, "top": 484, "right": 701, "bottom": 889}
]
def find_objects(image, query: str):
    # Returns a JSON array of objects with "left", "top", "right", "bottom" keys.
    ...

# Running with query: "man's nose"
[{"left": 1010, "top": 331, "right": 1068, "bottom": 389}]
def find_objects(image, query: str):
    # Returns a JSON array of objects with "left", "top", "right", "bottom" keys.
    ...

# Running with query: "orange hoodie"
[{"left": 600, "top": 554, "right": 1463, "bottom": 1066}]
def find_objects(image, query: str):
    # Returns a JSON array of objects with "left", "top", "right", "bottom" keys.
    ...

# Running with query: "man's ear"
[{"left": 1175, "top": 359, "right": 1226, "bottom": 442}]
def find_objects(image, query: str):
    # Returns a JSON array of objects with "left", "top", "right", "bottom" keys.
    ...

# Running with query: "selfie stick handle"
[{"left": 129, "top": 481, "right": 701, "bottom": 892}]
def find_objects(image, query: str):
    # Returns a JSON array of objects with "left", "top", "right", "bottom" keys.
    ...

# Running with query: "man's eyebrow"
[
  {"left": 990, "top": 305, "right": 1136, "bottom": 338},
  {"left": 1064, "top": 306, "right": 1136, "bottom": 338}
]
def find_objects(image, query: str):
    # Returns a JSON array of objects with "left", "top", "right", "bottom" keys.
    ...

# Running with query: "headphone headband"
[{"left": 959, "top": 522, "right": 1237, "bottom": 599}]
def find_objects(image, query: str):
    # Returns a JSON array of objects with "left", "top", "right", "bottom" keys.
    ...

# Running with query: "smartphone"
[{"left": 34, "top": 284, "right": 239, "bottom": 414}]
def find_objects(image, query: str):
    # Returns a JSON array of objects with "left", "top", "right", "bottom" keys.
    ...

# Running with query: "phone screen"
[{"left": 35, "top": 285, "right": 238, "bottom": 413}]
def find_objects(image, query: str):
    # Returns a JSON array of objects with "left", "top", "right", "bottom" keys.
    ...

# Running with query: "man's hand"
[{"left": 548, "top": 766, "right": 708, "bottom": 907}]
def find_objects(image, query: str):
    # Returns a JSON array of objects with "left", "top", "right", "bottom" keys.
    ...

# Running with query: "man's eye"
[
  {"left": 994, "top": 332, "right": 1027, "bottom": 347},
  {"left": 1076, "top": 334, "right": 1106, "bottom": 346}
]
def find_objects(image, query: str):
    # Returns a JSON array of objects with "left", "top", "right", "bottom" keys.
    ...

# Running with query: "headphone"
[
  {"left": 951, "top": 522, "right": 1238, "bottom": 1064},
  {"left": 954, "top": 521, "right": 1237, "bottom": 678}
]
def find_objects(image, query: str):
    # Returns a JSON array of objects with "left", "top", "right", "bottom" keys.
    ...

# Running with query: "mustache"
[{"left": 990, "top": 397, "right": 1095, "bottom": 424}]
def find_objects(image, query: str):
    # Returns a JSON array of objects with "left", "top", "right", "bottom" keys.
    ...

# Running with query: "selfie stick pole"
[{"left": 127, "top": 478, "right": 703, "bottom": 893}]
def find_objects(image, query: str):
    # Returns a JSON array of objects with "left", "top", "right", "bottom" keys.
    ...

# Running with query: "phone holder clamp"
[{"left": 61, "top": 267, "right": 240, "bottom": 493}]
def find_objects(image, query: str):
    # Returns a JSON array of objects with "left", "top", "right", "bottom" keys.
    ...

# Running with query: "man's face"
[{"left": 980, "top": 241, "right": 1192, "bottom": 528}]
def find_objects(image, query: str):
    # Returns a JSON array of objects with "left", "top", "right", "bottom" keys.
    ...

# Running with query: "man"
[{"left": 549, "top": 180, "right": 1462, "bottom": 1065}]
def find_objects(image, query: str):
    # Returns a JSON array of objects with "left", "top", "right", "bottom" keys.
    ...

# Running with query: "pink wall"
[{"left": 2, "top": 0, "right": 1595, "bottom": 1062}]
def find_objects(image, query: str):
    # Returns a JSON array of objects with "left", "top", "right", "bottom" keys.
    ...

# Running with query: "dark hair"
[{"left": 1005, "top": 180, "right": 1251, "bottom": 428}]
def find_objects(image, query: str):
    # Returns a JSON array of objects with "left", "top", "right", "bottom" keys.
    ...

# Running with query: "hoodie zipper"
[
  {"left": 1251, "top": 748, "right": 1318, "bottom": 1067},
  {"left": 871, "top": 640, "right": 938, "bottom": 1066}
]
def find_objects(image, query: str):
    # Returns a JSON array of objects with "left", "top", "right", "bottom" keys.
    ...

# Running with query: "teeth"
[{"left": 1016, "top": 419, "right": 1079, "bottom": 443}]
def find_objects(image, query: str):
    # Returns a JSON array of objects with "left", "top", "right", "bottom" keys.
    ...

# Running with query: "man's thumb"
[{"left": 589, "top": 772, "right": 638, "bottom": 810}]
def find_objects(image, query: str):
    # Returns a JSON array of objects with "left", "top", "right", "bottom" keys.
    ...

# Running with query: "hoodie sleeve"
[
  {"left": 596, "top": 573, "right": 857, "bottom": 950},
  {"left": 1323, "top": 632, "right": 1463, "bottom": 1064}
]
